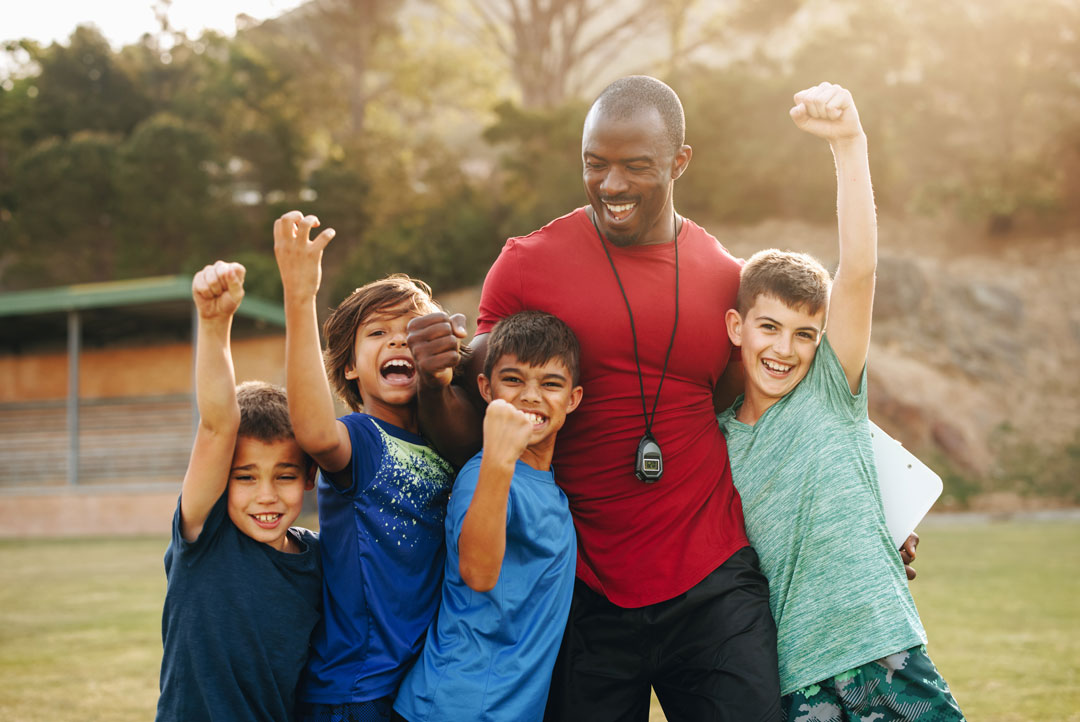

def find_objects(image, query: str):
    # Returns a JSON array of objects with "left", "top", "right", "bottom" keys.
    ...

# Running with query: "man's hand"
[
  {"left": 273, "top": 210, "right": 336, "bottom": 301},
  {"left": 407, "top": 311, "right": 468, "bottom": 388},
  {"left": 192, "top": 261, "right": 245, "bottom": 320},
  {"left": 482, "top": 399, "right": 532, "bottom": 467},
  {"left": 790, "top": 82, "right": 864, "bottom": 143},
  {"left": 900, "top": 532, "right": 919, "bottom": 581}
]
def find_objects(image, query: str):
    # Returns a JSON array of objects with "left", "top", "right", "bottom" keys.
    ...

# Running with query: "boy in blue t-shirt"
[
  {"left": 157, "top": 261, "right": 322, "bottom": 722},
  {"left": 393, "top": 311, "right": 583, "bottom": 722},
  {"left": 717, "top": 84, "right": 965, "bottom": 720},
  {"left": 274, "top": 212, "right": 455, "bottom": 722}
]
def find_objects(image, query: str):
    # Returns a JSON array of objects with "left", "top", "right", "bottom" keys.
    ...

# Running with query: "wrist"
[{"left": 830, "top": 131, "right": 868, "bottom": 156}]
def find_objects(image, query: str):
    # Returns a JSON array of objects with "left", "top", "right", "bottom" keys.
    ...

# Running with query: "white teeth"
[
  {"left": 605, "top": 202, "right": 635, "bottom": 213},
  {"left": 524, "top": 412, "right": 544, "bottom": 425},
  {"left": 382, "top": 359, "right": 414, "bottom": 372},
  {"left": 763, "top": 360, "right": 792, "bottom": 373},
  {"left": 254, "top": 513, "right": 281, "bottom": 523}
]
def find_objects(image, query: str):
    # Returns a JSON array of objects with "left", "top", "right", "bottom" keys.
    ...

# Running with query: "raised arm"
[
  {"left": 790, "top": 82, "right": 876, "bottom": 393},
  {"left": 457, "top": 398, "right": 533, "bottom": 591},
  {"left": 407, "top": 316, "right": 487, "bottom": 468},
  {"left": 274, "top": 211, "right": 353, "bottom": 482},
  {"left": 179, "top": 261, "right": 246, "bottom": 542}
]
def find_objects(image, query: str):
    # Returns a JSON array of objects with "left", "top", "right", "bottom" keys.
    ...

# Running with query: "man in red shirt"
[{"left": 408, "top": 76, "right": 781, "bottom": 721}]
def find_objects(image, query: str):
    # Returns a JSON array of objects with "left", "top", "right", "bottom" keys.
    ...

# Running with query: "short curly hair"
[
  {"left": 322, "top": 274, "right": 441, "bottom": 412},
  {"left": 736, "top": 249, "right": 832, "bottom": 316}
]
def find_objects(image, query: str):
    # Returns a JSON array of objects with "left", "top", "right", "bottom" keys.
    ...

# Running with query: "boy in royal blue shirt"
[
  {"left": 393, "top": 311, "right": 583, "bottom": 722},
  {"left": 156, "top": 261, "right": 321, "bottom": 722},
  {"left": 274, "top": 212, "right": 455, "bottom": 722}
]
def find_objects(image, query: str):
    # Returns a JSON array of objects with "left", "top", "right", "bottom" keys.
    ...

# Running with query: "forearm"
[
  {"left": 458, "top": 456, "right": 513, "bottom": 591},
  {"left": 284, "top": 296, "right": 346, "bottom": 462},
  {"left": 195, "top": 316, "right": 240, "bottom": 434},
  {"left": 832, "top": 133, "right": 876, "bottom": 280},
  {"left": 417, "top": 384, "right": 483, "bottom": 469}
]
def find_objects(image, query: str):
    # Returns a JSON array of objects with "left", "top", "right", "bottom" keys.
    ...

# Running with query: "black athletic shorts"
[{"left": 544, "top": 545, "right": 781, "bottom": 722}]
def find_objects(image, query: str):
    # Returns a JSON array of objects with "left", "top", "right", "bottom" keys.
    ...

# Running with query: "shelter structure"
[{"left": 0, "top": 276, "right": 287, "bottom": 537}]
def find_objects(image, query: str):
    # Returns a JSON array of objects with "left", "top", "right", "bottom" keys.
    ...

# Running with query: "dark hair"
[
  {"left": 736, "top": 249, "right": 832, "bottom": 316},
  {"left": 590, "top": 75, "right": 685, "bottom": 154},
  {"left": 484, "top": 311, "right": 581, "bottom": 385},
  {"left": 323, "top": 274, "right": 440, "bottom": 412},
  {"left": 236, "top": 380, "right": 295, "bottom": 442}
]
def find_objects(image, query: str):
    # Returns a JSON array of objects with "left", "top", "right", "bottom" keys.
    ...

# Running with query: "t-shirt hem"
[
  {"left": 584, "top": 537, "right": 750, "bottom": 608},
  {"left": 779, "top": 630, "right": 929, "bottom": 696}
]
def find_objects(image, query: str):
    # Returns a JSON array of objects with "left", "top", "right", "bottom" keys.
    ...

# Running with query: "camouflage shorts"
[{"left": 781, "top": 645, "right": 966, "bottom": 722}]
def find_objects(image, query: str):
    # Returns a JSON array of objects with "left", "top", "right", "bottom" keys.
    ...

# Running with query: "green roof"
[{"left": 0, "top": 275, "right": 285, "bottom": 327}]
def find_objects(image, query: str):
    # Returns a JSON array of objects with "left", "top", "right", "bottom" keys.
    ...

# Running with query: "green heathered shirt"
[{"left": 718, "top": 335, "right": 926, "bottom": 695}]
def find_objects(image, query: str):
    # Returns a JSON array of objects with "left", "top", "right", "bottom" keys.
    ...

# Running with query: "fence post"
[{"left": 67, "top": 310, "right": 80, "bottom": 486}]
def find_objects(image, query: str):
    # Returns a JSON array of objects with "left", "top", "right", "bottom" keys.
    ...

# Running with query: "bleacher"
[{"left": 0, "top": 395, "right": 194, "bottom": 488}]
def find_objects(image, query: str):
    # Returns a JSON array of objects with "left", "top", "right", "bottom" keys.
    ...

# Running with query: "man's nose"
[{"left": 600, "top": 166, "right": 629, "bottom": 196}]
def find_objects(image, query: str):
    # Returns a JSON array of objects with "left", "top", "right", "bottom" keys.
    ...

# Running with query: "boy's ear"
[
  {"left": 566, "top": 386, "right": 584, "bottom": 414},
  {"left": 725, "top": 308, "right": 744, "bottom": 347},
  {"left": 343, "top": 363, "right": 358, "bottom": 380},
  {"left": 477, "top": 373, "right": 493, "bottom": 404}
]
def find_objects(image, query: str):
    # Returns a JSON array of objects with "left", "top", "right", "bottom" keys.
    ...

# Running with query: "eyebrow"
[
  {"left": 498, "top": 367, "right": 568, "bottom": 382},
  {"left": 584, "top": 151, "right": 655, "bottom": 165}
]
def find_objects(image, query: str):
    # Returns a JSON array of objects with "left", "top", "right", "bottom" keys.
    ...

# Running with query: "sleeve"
[
  {"left": 476, "top": 238, "right": 526, "bottom": 335},
  {"left": 171, "top": 490, "right": 228, "bottom": 566},
  {"left": 813, "top": 334, "right": 868, "bottom": 420},
  {"left": 444, "top": 456, "right": 482, "bottom": 548},
  {"left": 323, "top": 413, "right": 381, "bottom": 498}
]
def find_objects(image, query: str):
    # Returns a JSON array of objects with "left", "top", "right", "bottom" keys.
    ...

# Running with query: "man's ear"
[
  {"left": 566, "top": 386, "right": 584, "bottom": 414},
  {"left": 477, "top": 373, "right": 493, "bottom": 404},
  {"left": 672, "top": 144, "right": 692, "bottom": 180},
  {"left": 725, "top": 308, "right": 744, "bottom": 347}
]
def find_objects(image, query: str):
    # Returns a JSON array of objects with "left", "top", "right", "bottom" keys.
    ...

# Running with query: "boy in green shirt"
[{"left": 717, "top": 83, "right": 966, "bottom": 720}]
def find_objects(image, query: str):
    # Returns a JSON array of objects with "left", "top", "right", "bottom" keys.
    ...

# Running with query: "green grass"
[{"left": 0, "top": 521, "right": 1076, "bottom": 721}]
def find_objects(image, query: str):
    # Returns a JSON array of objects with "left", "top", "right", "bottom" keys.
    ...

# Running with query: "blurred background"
[{"left": 0, "top": 2, "right": 1077, "bottom": 719}]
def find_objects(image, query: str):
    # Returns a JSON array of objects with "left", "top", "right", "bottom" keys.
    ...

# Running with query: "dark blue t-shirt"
[
  {"left": 299, "top": 413, "right": 454, "bottom": 704},
  {"left": 156, "top": 492, "right": 322, "bottom": 722}
]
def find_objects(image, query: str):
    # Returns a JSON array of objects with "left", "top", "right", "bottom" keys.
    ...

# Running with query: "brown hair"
[
  {"left": 484, "top": 311, "right": 581, "bottom": 385},
  {"left": 736, "top": 249, "right": 832, "bottom": 316},
  {"left": 236, "top": 380, "right": 295, "bottom": 442},
  {"left": 322, "top": 274, "right": 440, "bottom": 411}
]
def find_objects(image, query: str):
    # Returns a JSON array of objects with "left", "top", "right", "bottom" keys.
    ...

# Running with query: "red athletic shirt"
[{"left": 477, "top": 208, "right": 749, "bottom": 608}]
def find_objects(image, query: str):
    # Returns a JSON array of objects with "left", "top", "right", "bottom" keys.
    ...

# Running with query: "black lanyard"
[{"left": 591, "top": 210, "right": 680, "bottom": 482}]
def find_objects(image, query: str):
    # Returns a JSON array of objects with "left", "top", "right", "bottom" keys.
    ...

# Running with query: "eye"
[
  {"left": 797, "top": 331, "right": 816, "bottom": 340},
  {"left": 585, "top": 161, "right": 605, "bottom": 170},
  {"left": 368, "top": 329, "right": 385, "bottom": 337},
  {"left": 628, "top": 165, "right": 648, "bottom": 172},
  {"left": 760, "top": 322, "right": 777, "bottom": 331},
  {"left": 543, "top": 381, "right": 565, "bottom": 389},
  {"left": 232, "top": 473, "right": 255, "bottom": 483},
  {"left": 500, "top": 375, "right": 522, "bottom": 384}
]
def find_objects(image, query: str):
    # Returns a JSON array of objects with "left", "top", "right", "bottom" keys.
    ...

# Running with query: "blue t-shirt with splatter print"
[{"left": 299, "top": 413, "right": 454, "bottom": 705}]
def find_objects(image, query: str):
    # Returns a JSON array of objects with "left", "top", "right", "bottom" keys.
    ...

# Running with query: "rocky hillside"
[{"left": 440, "top": 216, "right": 1080, "bottom": 509}]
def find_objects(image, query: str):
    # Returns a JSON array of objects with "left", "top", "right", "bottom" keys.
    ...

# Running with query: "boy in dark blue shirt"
[{"left": 156, "top": 261, "right": 322, "bottom": 722}]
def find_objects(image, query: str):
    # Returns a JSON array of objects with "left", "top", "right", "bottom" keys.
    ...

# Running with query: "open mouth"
[
  {"left": 252, "top": 513, "right": 283, "bottom": 528},
  {"left": 603, "top": 200, "right": 637, "bottom": 223},
  {"left": 522, "top": 411, "right": 548, "bottom": 427},
  {"left": 381, "top": 358, "right": 415, "bottom": 384},
  {"left": 762, "top": 359, "right": 793, "bottom": 376}
]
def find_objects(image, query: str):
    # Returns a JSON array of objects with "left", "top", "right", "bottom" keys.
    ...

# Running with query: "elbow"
[{"left": 459, "top": 559, "right": 499, "bottom": 592}]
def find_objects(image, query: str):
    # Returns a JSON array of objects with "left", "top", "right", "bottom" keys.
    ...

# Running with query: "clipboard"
[{"left": 869, "top": 420, "right": 943, "bottom": 548}]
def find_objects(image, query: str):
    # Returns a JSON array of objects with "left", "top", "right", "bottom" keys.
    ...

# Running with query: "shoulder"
[
  {"left": 682, "top": 217, "right": 741, "bottom": 265},
  {"left": 501, "top": 208, "right": 590, "bottom": 255}
]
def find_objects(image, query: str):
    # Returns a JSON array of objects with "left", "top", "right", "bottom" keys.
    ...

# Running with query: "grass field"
[{"left": 0, "top": 519, "right": 1076, "bottom": 721}]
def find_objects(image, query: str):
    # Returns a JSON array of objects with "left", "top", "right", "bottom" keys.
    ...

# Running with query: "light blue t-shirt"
[
  {"left": 393, "top": 451, "right": 576, "bottom": 722},
  {"left": 299, "top": 413, "right": 454, "bottom": 704},
  {"left": 717, "top": 335, "right": 926, "bottom": 695}
]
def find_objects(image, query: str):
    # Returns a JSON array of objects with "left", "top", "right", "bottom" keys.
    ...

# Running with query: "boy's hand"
[
  {"left": 900, "top": 532, "right": 919, "bottom": 581},
  {"left": 482, "top": 399, "right": 532, "bottom": 465},
  {"left": 192, "top": 261, "right": 245, "bottom": 320},
  {"left": 790, "top": 82, "right": 864, "bottom": 143},
  {"left": 408, "top": 311, "right": 468, "bottom": 388},
  {"left": 273, "top": 210, "right": 336, "bottom": 301}
]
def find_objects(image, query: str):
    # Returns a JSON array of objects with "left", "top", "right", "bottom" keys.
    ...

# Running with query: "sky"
[{"left": 3, "top": 0, "right": 307, "bottom": 47}]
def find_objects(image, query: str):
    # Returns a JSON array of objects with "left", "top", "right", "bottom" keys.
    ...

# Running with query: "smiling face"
[
  {"left": 582, "top": 105, "right": 691, "bottom": 247},
  {"left": 725, "top": 294, "right": 825, "bottom": 424},
  {"left": 344, "top": 302, "right": 420, "bottom": 427},
  {"left": 478, "top": 353, "right": 583, "bottom": 469},
  {"left": 226, "top": 436, "right": 315, "bottom": 552}
]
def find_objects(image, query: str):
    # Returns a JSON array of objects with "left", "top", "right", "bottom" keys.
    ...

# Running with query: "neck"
[
  {"left": 365, "top": 399, "right": 419, "bottom": 434},
  {"left": 734, "top": 392, "right": 779, "bottom": 427},
  {"left": 519, "top": 439, "right": 554, "bottom": 471}
]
